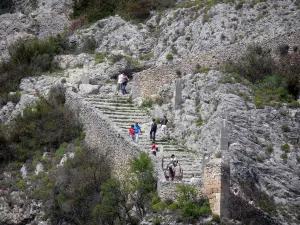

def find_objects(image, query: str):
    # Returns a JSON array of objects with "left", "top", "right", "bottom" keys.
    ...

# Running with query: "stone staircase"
[{"left": 84, "top": 94, "right": 202, "bottom": 183}]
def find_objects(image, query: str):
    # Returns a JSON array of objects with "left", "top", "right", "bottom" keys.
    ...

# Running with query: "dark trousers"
[
  {"left": 121, "top": 82, "right": 127, "bottom": 95},
  {"left": 150, "top": 130, "right": 156, "bottom": 141}
]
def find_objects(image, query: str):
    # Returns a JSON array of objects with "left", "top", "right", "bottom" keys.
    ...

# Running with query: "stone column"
[{"left": 174, "top": 79, "right": 182, "bottom": 110}]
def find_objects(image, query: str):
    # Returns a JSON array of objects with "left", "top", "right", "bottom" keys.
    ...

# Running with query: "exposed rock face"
[
  {"left": 1, "top": 0, "right": 300, "bottom": 224},
  {"left": 151, "top": 70, "right": 300, "bottom": 224},
  {"left": 0, "top": 0, "right": 72, "bottom": 60}
]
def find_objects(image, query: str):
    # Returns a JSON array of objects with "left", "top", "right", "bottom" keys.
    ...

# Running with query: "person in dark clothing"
[{"left": 150, "top": 119, "right": 157, "bottom": 141}]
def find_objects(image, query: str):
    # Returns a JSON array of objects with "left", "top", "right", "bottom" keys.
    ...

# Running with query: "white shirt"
[{"left": 117, "top": 74, "right": 124, "bottom": 84}]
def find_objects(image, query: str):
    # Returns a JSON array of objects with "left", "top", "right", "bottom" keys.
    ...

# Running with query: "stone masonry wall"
[
  {"left": 65, "top": 88, "right": 141, "bottom": 175},
  {"left": 203, "top": 158, "right": 230, "bottom": 217},
  {"left": 132, "top": 31, "right": 300, "bottom": 100}
]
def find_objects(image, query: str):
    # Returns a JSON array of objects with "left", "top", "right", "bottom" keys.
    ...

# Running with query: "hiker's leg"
[
  {"left": 121, "top": 83, "right": 126, "bottom": 95},
  {"left": 150, "top": 130, "right": 152, "bottom": 140},
  {"left": 135, "top": 133, "right": 139, "bottom": 142},
  {"left": 153, "top": 131, "right": 156, "bottom": 141}
]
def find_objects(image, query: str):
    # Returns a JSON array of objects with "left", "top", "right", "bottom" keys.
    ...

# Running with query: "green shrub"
[
  {"left": 281, "top": 143, "right": 290, "bottom": 153},
  {"left": 257, "top": 155, "right": 263, "bottom": 162},
  {"left": 1, "top": 86, "right": 82, "bottom": 164},
  {"left": 168, "top": 203, "right": 178, "bottom": 211},
  {"left": 297, "top": 156, "right": 300, "bottom": 163},
  {"left": 55, "top": 142, "right": 68, "bottom": 158},
  {"left": 235, "top": 1, "right": 244, "bottom": 10},
  {"left": 287, "top": 101, "right": 300, "bottom": 108},
  {"left": 166, "top": 53, "right": 174, "bottom": 60},
  {"left": 266, "top": 145, "right": 273, "bottom": 153},
  {"left": 280, "top": 110, "right": 287, "bottom": 116},
  {"left": 140, "top": 52, "right": 153, "bottom": 61},
  {"left": 281, "top": 153, "right": 288, "bottom": 159},
  {"left": 16, "top": 180, "right": 26, "bottom": 188},
  {"left": 141, "top": 98, "right": 153, "bottom": 108},
  {"left": 152, "top": 201, "right": 168, "bottom": 213},
  {"left": 155, "top": 96, "right": 163, "bottom": 106},
  {"left": 195, "top": 115, "right": 203, "bottom": 126},
  {"left": 202, "top": 13, "right": 210, "bottom": 23},
  {"left": 213, "top": 151, "right": 221, "bottom": 158},
  {"left": 195, "top": 105, "right": 200, "bottom": 112},
  {"left": 281, "top": 124, "right": 290, "bottom": 132},
  {"left": 0, "top": 36, "right": 73, "bottom": 106},
  {"left": 199, "top": 67, "right": 210, "bottom": 73},
  {"left": 212, "top": 214, "right": 221, "bottom": 223},
  {"left": 152, "top": 216, "right": 163, "bottom": 225},
  {"left": 94, "top": 52, "right": 106, "bottom": 64}
]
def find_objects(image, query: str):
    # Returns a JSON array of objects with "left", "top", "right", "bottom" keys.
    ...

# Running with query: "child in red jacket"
[{"left": 129, "top": 125, "right": 135, "bottom": 141}]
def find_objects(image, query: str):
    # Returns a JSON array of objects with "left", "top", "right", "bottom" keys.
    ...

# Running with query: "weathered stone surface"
[{"left": 79, "top": 84, "right": 100, "bottom": 95}]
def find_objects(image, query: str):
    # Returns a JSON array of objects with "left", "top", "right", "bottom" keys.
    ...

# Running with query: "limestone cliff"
[{"left": 0, "top": 0, "right": 300, "bottom": 224}]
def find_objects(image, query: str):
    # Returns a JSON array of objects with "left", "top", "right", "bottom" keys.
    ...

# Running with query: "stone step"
[
  {"left": 103, "top": 111, "right": 148, "bottom": 116},
  {"left": 86, "top": 100, "right": 135, "bottom": 107},
  {"left": 85, "top": 98, "right": 131, "bottom": 103},
  {"left": 95, "top": 106, "right": 143, "bottom": 111},
  {"left": 86, "top": 95, "right": 130, "bottom": 100},
  {"left": 108, "top": 115, "right": 149, "bottom": 121}
]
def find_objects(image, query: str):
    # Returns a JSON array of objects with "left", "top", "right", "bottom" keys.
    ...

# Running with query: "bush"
[
  {"left": 152, "top": 202, "right": 168, "bottom": 213},
  {"left": 229, "top": 45, "right": 273, "bottom": 83},
  {"left": 281, "top": 124, "right": 291, "bottom": 132},
  {"left": 266, "top": 145, "right": 273, "bottom": 154},
  {"left": 1, "top": 86, "right": 82, "bottom": 163},
  {"left": 281, "top": 153, "right": 288, "bottom": 159},
  {"left": 281, "top": 143, "right": 290, "bottom": 153},
  {"left": 257, "top": 155, "right": 263, "bottom": 162},
  {"left": 168, "top": 203, "right": 178, "bottom": 211},
  {"left": 0, "top": 36, "right": 73, "bottom": 106},
  {"left": 16, "top": 180, "right": 26, "bottom": 189},
  {"left": 212, "top": 214, "right": 221, "bottom": 223},
  {"left": 141, "top": 98, "right": 153, "bottom": 107},
  {"left": 71, "top": 0, "right": 176, "bottom": 22},
  {"left": 166, "top": 53, "right": 174, "bottom": 60},
  {"left": 199, "top": 67, "right": 210, "bottom": 73},
  {"left": 152, "top": 216, "right": 163, "bottom": 225},
  {"left": 287, "top": 101, "right": 300, "bottom": 108}
]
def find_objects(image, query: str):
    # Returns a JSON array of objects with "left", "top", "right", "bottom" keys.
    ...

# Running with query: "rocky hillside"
[{"left": 0, "top": 0, "right": 300, "bottom": 224}]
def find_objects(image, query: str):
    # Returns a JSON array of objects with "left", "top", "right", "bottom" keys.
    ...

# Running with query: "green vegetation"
[
  {"left": 281, "top": 124, "right": 291, "bottom": 132},
  {"left": 94, "top": 152, "right": 156, "bottom": 224},
  {"left": 141, "top": 98, "right": 153, "bottom": 108},
  {"left": 266, "top": 145, "right": 273, "bottom": 154},
  {"left": 0, "top": 36, "right": 74, "bottom": 106},
  {"left": 199, "top": 67, "right": 210, "bottom": 73},
  {"left": 166, "top": 53, "right": 174, "bottom": 60},
  {"left": 257, "top": 155, "right": 263, "bottom": 162},
  {"left": 215, "top": 152, "right": 221, "bottom": 158},
  {"left": 94, "top": 52, "right": 106, "bottom": 64},
  {"left": 0, "top": 86, "right": 82, "bottom": 164},
  {"left": 223, "top": 45, "right": 300, "bottom": 109},
  {"left": 195, "top": 115, "right": 203, "bottom": 126},
  {"left": 176, "top": 184, "right": 211, "bottom": 223},
  {"left": 71, "top": 0, "right": 176, "bottom": 23},
  {"left": 281, "top": 143, "right": 290, "bottom": 153}
]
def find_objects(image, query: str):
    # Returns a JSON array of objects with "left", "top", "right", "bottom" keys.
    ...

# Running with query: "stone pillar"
[
  {"left": 174, "top": 79, "right": 182, "bottom": 110},
  {"left": 203, "top": 119, "right": 230, "bottom": 217}
]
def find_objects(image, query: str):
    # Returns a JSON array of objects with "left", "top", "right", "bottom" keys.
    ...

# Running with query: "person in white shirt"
[{"left": 117, "top": 73, "right": 124, "bottom": 94}]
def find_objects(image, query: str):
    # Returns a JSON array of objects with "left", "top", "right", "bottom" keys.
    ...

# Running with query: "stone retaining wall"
[
  {"left": 65, "top": 88, "right": 141, "bottom": 175},
  {"left": 132, "top": 31, "right": 300, "bottom": 100}
]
